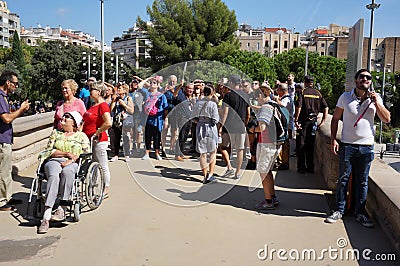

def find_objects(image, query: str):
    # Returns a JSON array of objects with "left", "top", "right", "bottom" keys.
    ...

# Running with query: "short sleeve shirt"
[
  {"left": 336, "top": 89, "right": 381, "bottom": 145},
  {"left": 83, "top": 102, "right": 110, "bottom": 142},
  {"left": 297, "top": 87, "right": 328, "bottom": 122},
  {"left": 0, "top": 90, "right": 12, "bottom": 144},
  {"left": 54, "top": 98, "right": 87, "bottom": 130},
  {"left": 222, "top": 90, "right": 249, "bottom": 133}
]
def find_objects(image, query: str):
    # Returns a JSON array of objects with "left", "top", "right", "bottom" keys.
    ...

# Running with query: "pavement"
[{"left": 0, "top": 147, "right": 399, "bottom": 265}]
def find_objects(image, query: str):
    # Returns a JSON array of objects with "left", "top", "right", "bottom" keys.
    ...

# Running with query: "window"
[
  {"left": 284, "top": 40, "right": 288, "bottom": 48},
  {"left": 321, "top": 52, "right": 325, "bottom": 56},
  {"left": 321, "top": 43, "right": 325, "bottom": 48},
  {"left": 293, "top": 41, "right": 298, "bottom": 47},
  {"left": 247, "top": 43, "right": 250, "bottom": 47},
  {"left": 274, "top": 41, "right": 278, "bottom": 48},
  {"left": 257, "top": 42, "right": 260, "bottom": 50},
  {"left": 265, "top": 40, "right": 269, "bottom": 47}
]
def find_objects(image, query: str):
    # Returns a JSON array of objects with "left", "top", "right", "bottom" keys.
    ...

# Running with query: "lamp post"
[
  {"left": 301, "top": 40, "right": 316, "bottom": 76},
  {"left": 100, "top": 0, "right": 105, "bottom": 82},
  {"left": 82, "top": 51, "right": 97, "bottom": 80},
  {"left": 111, "top": 53, "right": 124, "bottom": 84},
  {"left": 366, "top": 0, "right": 380, "bottom": 71},
  {"left": 376, "top": 63, "right": 391, "bottom": 143}
]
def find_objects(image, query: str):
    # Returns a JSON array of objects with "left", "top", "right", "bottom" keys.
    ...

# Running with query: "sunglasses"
[
  {"left": 150, "top": 81, "right": 158, "bottom": 85},
  {"left": 358, "top": 74, "right": 372, "bottom": 80},
  {"left": 9, "top": 80, "right": 19, "bottom": 86},
  {"left": 63, "top": 114, "right": 73, "bottom": 120},
  {"left": 62, "top": 87, "right": 70, "bottom": 90},
  {"left": 252, "top": 82, "right": 259, "bottom": 85}
]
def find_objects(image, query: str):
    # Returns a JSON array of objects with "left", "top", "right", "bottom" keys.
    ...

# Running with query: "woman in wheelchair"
[{"left": 37, "top": 111, "right": 90, "bottom": 234}]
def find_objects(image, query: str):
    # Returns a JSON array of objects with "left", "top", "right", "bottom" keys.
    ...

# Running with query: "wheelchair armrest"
[{"left": 79, "top": 153, "right": 92, "bottom": 160}]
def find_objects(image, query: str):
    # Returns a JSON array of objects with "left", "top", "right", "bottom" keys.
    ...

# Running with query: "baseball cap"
[
  {"left": 65, "top": 111, "right": 83, "bottom": 127},
  {"left": 304, "top": 75, "right": 314, "bottom": 83},
  {"left": 88, "top": 77, "right": 97, "bottom": 82}
]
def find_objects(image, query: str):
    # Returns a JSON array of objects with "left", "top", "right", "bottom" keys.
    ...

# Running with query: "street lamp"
[
  {"left": 111, "top": 53, "right": 124, "bottom": 84},
  {"left": 300, "top": 40, "right": 316, "bottom": 76},
  {"left": 82, "top": 51, "right": 98, "bottom": 80},
  {"left": 376, "top": 63, "right": 391, "bottom": 143},
  {"left": 100, "top": 0, "right": 105, "bottom": 82},
  {"left": 366, "top": 0, "right": 380, "bottom": 71}
]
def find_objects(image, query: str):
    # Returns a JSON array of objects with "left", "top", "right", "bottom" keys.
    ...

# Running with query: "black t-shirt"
[
  {"left": 297, "top": 87, "right": 328, "bottom": 122},
  {"left": 222, "top": 89, "right": 249, "bottom": 133}
]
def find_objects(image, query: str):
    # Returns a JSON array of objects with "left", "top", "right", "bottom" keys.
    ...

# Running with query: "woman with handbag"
[
  {"left": 109, "top": 84, "right": 134, "bottom": 162},
  {"left": 192, "top": 85, "right": 220, "bottom": 184}
]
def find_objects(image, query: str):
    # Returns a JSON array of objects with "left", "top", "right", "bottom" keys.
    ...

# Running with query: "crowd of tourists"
[{"left": 0, "top": 68, "right": 390, "bottom": 234}]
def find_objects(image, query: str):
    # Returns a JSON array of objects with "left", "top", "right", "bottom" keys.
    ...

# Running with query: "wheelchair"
[{"left": 26, "top": 153, "right": 105, "bottom": 222}]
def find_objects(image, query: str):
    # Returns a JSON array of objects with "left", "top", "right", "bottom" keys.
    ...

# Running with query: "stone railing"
[
  {"left": 315, "top": 114, "right": 400, "bottom": 253},
  {"left": 12, "top": 112, "right": 54, "bottom": 174}
]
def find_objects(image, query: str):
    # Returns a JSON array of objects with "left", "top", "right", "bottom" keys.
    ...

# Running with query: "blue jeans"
[{"left": 336, "top": 143, "right": 374, "bottom": 215}]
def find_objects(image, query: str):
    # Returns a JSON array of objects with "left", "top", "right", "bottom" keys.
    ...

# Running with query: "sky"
[{"left": 8, "top": 0, "right": 400, "bottom": 45}]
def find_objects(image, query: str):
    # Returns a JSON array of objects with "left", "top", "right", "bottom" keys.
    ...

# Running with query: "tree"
[
  {"left": 223, "top": 50, "right": 277, "bottom": 82},
  {"left": 138, "top": 0, "right": 239, "bottom": 71},
  {"left": 10, "top": 31, "right": 25, "bottom": 73}
]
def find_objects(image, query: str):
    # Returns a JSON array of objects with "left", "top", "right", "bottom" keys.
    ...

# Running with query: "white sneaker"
[
  {"left": 110, "top": 156, "right": 118, "bottom": 162},
  {"left": 325, "top": 211, "right": 342, "bottom": 223},
  {"left": 125, "top": 156, "right": 130, "bottom": 162}
]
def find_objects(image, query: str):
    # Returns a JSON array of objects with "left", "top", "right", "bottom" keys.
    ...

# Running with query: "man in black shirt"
[
  {"left": 219, "top": 75, "right": 250, "bottom": 179},
  {"left": 294, "top": 76, "right": 328, "bottom": 174}
]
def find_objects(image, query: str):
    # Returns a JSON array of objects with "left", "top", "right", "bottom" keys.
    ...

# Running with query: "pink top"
[{"left": 54, "top": 98, "right": 86, "bottom": 130}]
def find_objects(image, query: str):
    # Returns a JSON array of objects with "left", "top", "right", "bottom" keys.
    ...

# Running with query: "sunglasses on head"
[{"left": 358, "top": 74, "right": 372, "bottom": 80}]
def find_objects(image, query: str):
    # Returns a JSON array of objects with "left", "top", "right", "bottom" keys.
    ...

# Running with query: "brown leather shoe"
[
  {"left": 0, "top": 204, "right": 12, "bottom": 211},
  {"left": 38, "top": 219, "right": 49, "bottom": 234}
]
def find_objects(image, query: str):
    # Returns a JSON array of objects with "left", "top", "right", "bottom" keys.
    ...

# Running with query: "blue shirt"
[
  {"left": 0, "top": 90, "right": 13, "bottom": 144},
  {"left": 79, "top": 86, "right": 90, "bottom": 98}
]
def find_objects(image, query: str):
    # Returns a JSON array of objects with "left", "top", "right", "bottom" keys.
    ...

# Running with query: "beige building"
[
  {"left": 111, "top": 23, "right": 152, "bottom": 69},
  {"left": 20, "top": 25, "right": 111, "bottom": 52},
  {"left": 0, "top": 1, "right": 20, "bottom": 48},
  {"left": 236, "top": 24, "right": 300, "bottom": 56}
]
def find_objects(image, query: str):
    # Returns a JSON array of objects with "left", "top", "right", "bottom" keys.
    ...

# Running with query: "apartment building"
[
  {"left": 0, "top": 1, "right": 20, "bottom": 48},
  {"left": 111, "top": 23, "right": 152, "bottom": 69},
  {"left": 20, "top": 25, "right": 110, "bottom": 52}
]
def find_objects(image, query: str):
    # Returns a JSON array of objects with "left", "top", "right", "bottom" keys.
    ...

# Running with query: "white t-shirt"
[
  {"left": 336, "top": 89, "right": 382, "bottom": 145},
  {"left": 280, "top": 95, "right": 294, "bottom": 130}
]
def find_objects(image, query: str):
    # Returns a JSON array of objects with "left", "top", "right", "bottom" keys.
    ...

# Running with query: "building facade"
[
  {"left": 0, "top": 1, "right": 20, "bottom": 48},
  {"left": 20, "top": 25, "right": 111, "bottom": 52},
  {"left": 111, "top": 23, "right": 152, "bottom": 69}
]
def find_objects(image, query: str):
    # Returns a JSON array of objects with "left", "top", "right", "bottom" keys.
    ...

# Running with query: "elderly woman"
[
  {"left": 83, "top": 81, "right": 112, "bottom": 198},
  {"left": 38, "top": 111, "right": 90, "bottom": 234},
  {"left": 192, "top": 85, "right": 220, "bottom": 184},
  {"left": 54, "top": 79, "right": 86, "bottom": 130},
  {"left": 142, "top": 77, "right": 168, "bottom": 160},
  {"left": 109, "top": 83, "right": 134, "bottom": 162}
]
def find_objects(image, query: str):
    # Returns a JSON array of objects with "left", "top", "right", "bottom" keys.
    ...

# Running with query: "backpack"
[
  {"left": 267, "top": 101, "right": 289, "bottom": 144},
  {"left": 144, "top": 92, "right": 162, "bottom": 116}
]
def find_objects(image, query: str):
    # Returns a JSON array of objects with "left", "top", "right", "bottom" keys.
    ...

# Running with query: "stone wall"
[{"left": 12, "top": 112, "right": 54, "bottom": 174}]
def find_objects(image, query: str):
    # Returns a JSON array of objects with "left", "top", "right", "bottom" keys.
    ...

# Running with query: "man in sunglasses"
[
  {"left": 325, "top": 69, "right": 390, "bottom": 228},
  {"left": 0, "top": 71, "right": 30, "bottom": 211}
]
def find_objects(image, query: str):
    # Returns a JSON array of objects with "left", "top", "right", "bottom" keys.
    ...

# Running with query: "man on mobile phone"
[
  {"left": 0, "top": 71, "right": 30, "bottom": 211},
  {"left": 325, "top": 69, "right": 391, "bottom": 227}
]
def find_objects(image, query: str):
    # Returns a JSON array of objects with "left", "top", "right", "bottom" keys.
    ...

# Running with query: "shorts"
[
  {"left": 256, "top": 143, "right": 280, "bottom": 173},
  {"left": 221, "top": 132, "right": 247, "bottom": 150}
]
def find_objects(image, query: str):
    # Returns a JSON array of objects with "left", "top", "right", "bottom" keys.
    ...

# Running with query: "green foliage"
[
  {"left": 138, "top": 0, "right": 239, "bottom": 71},
  {"left": 10, "top": 32, "right": 25, "bottom": 72},
  {"left": 223, "top": 50, "right": 277, "bottom": 82}
]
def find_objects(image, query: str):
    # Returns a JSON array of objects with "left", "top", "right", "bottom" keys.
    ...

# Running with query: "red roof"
[{"left": 265, "top": 27, "right": 288, "bottom": 33}]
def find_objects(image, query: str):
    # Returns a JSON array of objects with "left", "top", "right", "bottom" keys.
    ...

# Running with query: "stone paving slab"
[{"left": 0, "top": 153, "right": 398, "bottom": 265}]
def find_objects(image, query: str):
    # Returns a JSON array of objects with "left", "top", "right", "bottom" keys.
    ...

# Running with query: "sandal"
[{"left": 102, "top": 193, "right": 109, "bottom": 200}]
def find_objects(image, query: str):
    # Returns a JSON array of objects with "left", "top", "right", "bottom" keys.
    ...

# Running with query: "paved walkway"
[{"left": 0, "top": 151, "right": 398, "bottom": 265}]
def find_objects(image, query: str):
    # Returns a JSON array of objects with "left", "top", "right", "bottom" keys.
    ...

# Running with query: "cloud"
[{"left": 56, "top": 8, "right": 68, "bottom": 16}]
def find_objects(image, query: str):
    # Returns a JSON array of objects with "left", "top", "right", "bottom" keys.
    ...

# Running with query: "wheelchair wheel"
[
  {"left": 73, "top": 202, "right": 81, "bottom": 222},
  {"left": 85, "top": 162, "right": 105, "bottom": 210},
  {"left": 33, "top": 199, "right": 45, "bottom": 219}
]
